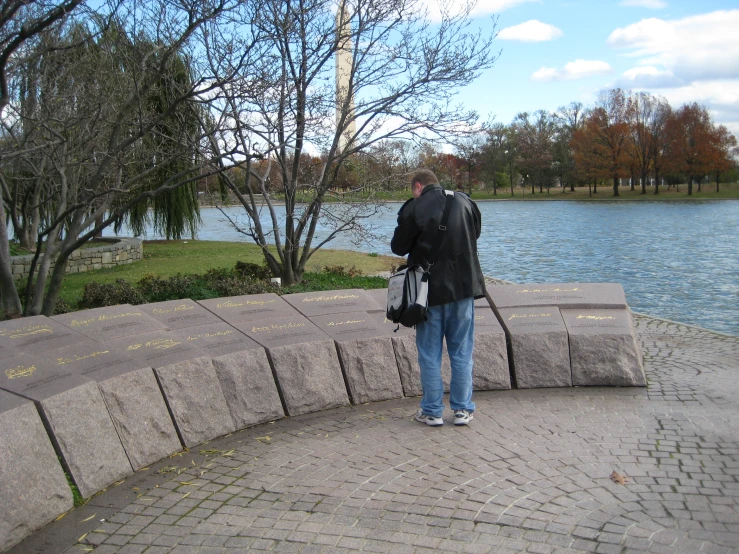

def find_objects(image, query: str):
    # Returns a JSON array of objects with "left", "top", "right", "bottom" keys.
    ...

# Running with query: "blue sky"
[{"left": 434, "top": 0, "right": 739, "bottom": 135}]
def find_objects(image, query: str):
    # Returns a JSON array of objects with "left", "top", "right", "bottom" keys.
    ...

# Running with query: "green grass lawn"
[{"left": 56, "top": 240, "right": 402, "bottom": 308}]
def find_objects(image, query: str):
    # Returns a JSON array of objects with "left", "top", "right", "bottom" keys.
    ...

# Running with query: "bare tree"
[
  {"left": 480, "top": 121, "right": 506, "bottom": 195},
  {"left": 553, "top": 101, "right": 583, "bottom": 192},
  {"left": 513, "top": 110, "right": 556, "bottom": 194},
  {"left": 202, "top": 0, "right": 498, "bottom": 285}
]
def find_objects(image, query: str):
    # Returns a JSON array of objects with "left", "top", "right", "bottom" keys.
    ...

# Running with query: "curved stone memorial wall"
[{"left": 0, "top": 283, "right": 644, "bottom": 551}]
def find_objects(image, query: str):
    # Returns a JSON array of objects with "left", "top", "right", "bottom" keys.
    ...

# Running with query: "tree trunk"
[
  {"left": 40, "top": 253, "right": 70, "bottom": 316},
  {"left": 612, "top": 176, "right": 620, "bottom": 197},
  {"left": 654, "top": 172, "right": 660, "bottom": 195},
  {"left": 641, "top": 172, "right": 647, "bottom": 194},
  {"left": 716, "top": 174, "right": 720, "bottom": 192},
  {"left": 687, "top": 176, "right": 693, "bottom": 196},
  {"left": 0, "top": 201, "right": 22, "bottom": 316}
]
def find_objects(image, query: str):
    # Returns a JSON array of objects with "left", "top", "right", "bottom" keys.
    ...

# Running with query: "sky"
[{"left": 429, "top": 0, "right": 739, "bottom": 136}]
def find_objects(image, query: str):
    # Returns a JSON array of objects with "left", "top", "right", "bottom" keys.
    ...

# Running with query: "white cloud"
[
  {"left": 419, "top": 0, "right": 539, "bottom": 23},
  {"left": 497, "top": 20, "right": 563, "bottom": 42},
  {"left": 619, "top": 0, "right": 667, "bottom": 9},
  {"left": 656, "top": 80, "right": 739, "bottom": 136},
  {"left": 616, "top": 65, "right": 681, "bottom": 88},
  {"left": 532, "top": 60, "right": 613, "bottom": 81},
  {"left": 608, "top": 10, "right": 739, "bottom": 85}
]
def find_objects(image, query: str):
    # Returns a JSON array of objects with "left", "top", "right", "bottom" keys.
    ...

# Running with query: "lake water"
[{"left": 106, "top": 200, "right": 739, "bottom": 336}]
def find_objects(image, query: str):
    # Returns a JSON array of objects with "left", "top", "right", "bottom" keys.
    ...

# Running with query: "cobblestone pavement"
[{"left": 11, "top": 315, "right": 739, "bottom": 554}]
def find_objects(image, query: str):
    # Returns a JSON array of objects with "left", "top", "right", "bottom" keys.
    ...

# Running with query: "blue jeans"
[{"left": 415, "top": 297, "right": 476, "bottom": 417}]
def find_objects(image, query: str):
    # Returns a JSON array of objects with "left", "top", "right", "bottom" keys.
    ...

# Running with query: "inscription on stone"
[
  {"left": 48, "top": 342, "right": 182, "bottom": 470},
  {"left": 561, "top": 309, "right": 646, "bottom": 387},
  {"left": 198, "top": 293, "right": 296, "bottom": 324},
  {"left": 172, "top": 322, "right": 258, "bottom": 357},
  {"left": 310, "top": 311, "right": 384, "bottom": 341},
  {"left": 111, "top": 331, "right": 236, "bottom": 447},
  {"left": 234, "top": 315, "right": 349, "bottom": 416},
  {"left": 234, "top": 315, "right": 331, "bottom": 349},
  {"left": 283, "top": 289, "right": 375, "bottom": 317},
  {"left": 487, "top": 283, "right": 627, "bottom": 310},
  {"left": 172, "top": 323, "right": 284, "bottom": 428},
  {"left": 53, "top": 304, "right": 166, "bottom": 342},
  {"left": 497, "top": 307, "right": 572, "bottom": 388},
  {"left": 139, "top": 299, "right": 222, "bottom": 330},
  {"left": 0, "top": 315, "right": 83, "bottom": 353}
]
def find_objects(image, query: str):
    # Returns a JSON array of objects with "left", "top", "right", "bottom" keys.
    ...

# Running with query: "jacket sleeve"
[
  {"left": 472, "top": 200, "right": 482, "bottom": 240},
  {"left": 390, "top": 199, "right": 419, "bottom": 256}
]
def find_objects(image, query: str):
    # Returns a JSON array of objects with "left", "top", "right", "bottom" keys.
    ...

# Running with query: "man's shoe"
[
  {"left": 453, "top": 410, "right": 473, "bottom": 426},
  {"left": 415, "top": 410, "right": 443, "bottom": 426}
]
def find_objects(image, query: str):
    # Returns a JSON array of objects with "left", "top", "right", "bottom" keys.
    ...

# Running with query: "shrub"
[
  {"left": 235, "top": 261, "right": 272, "bottom": 280},
  {"left": 80, "top": 279, "right": 146, "bottom": 309},
  {"left": 323, "top": 265, "right": 363, "bottom": 278}
]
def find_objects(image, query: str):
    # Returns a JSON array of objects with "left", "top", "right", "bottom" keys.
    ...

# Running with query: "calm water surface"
[{"left": 108, "top": 200, "right": 738, "bottom": 335}]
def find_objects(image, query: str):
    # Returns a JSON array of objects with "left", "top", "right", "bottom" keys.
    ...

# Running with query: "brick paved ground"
[{"left": 10, "top": 314, "right": 739, "bottom": 554}]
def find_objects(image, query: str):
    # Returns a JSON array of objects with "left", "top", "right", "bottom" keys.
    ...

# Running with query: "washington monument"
[{"left": 335, "top": 2, "right": 356, "bottom": 152}]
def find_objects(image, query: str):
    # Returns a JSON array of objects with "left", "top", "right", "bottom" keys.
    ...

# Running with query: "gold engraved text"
[
  {"left": 508, "top": 313, "right": 552, "bottom": 321},
  {"left": 57, "top": 350, "right": 110, "bottom": 365},
  {"left": 327, "top": 319, "right": 364, "bottom": 326},
  {"left": 70, "top": 312, "right": 142, "bottom": 327},
  {"left": 216, "top": 299, "right": 275, "bottom": 309},
  {"left": 0, "top": 324, "right": 53, "bottom": 339},
  {"left": 303, "top": 294, "right": 359, "bottom": 302},
  {"left": 5, "top": 365, "right": 36, "bottom": 379},
  {"left": 576, "top": 315, "right": 615, "bottom": 321},
  {"left": 515, "top": 288, "right": 581, "bottom": 294},
  {"left": 152, "top": 304, "right": 194, "bottom": 314},
  {"left": 185, "top": 330, "right": 233, "bottom": 341},
  {"left": 251, "top": 322, "right": 305, "bottom": 333}
]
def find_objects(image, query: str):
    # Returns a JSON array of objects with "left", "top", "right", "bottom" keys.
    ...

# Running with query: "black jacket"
[{"left": 390, "top": 185, "right": 485, "bottom": 306}]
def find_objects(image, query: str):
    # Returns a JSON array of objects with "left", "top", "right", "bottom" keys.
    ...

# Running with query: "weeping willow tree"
[{"left": 112, "top": 43, "right": 202, "bottom": 240}]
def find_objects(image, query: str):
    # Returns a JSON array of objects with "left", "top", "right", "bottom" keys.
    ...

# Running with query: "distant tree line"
[{"left": 360, "top": 89, "right": 737, "bottom": 197}]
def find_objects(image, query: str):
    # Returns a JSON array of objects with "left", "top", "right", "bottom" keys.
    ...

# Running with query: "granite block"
[
  {"left": 138, "top": 299, "right": 222, "bottom": 330},
  {"left": 49, "top": 342, "right": 181, "bottom": 470},
  {"left": 283, "top": 289, "right": 375, "bottom": 317},
  {"left": 53, "top": 304, "right": 166, "bottom": 341},
  {"left": 0, "top": 390, "right": 73, "bottom": 552},
  {"left": 311, "top": 312, "right": 403, "bottom": 404},
  {"left": 235, "top": 314, "right": 349, "bottom": 415},
  {"left": 497, "top": 307, "right": 572, "bottom": 388},
  {"left": 0, "top": 353, "right": 132, "bottom": 499},
  {"left": 561, "top": 309, "right": 646, "bottom": 387},
  {"left": 265, "top": 341, "right": 350, "bottom": 416},
  {"left": 0, "top": 315, "right": 84, "bottom": 353},
  {"left": 487, "top": 283, "right": 627, "bottom": 310},
  {"left": 174, "top": 322, "right": 285, "bottom": 428},
  {"left": 198, "top": 293, "right": 296, "bottom": 324},
  {"left": 111, "top": 332, "right": 236, "bottom": 447},
  {"left": 471, "top": 308, "right": 511, "bottom": 391}
]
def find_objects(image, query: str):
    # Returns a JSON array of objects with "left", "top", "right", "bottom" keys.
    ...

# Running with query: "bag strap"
[{"left": 421, "top": 190, "right": 455, "bottom": 269}]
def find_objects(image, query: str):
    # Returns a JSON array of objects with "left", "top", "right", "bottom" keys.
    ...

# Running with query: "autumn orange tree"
[
  {"left": 707, "top": 125, "right": 738, "bottom": 192},
  {"left": 664, "top": 103, "right": 714, "bottom": 195}
]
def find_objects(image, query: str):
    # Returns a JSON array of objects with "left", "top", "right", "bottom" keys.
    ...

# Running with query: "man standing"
[{"left": 391, "top": 169, "right": 485, "bottom": 426}]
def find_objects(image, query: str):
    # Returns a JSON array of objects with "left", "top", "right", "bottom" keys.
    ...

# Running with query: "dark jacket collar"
[{"left": 420, "top": 184, "right": 442, "bottom": 196}]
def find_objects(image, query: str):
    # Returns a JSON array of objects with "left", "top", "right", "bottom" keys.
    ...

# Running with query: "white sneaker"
[
  {"left": 453, "top": 410, "right": 473, "bottom": 426},
  {"left": 414, "top": 410, "right": 443, "bottom": 426}
]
